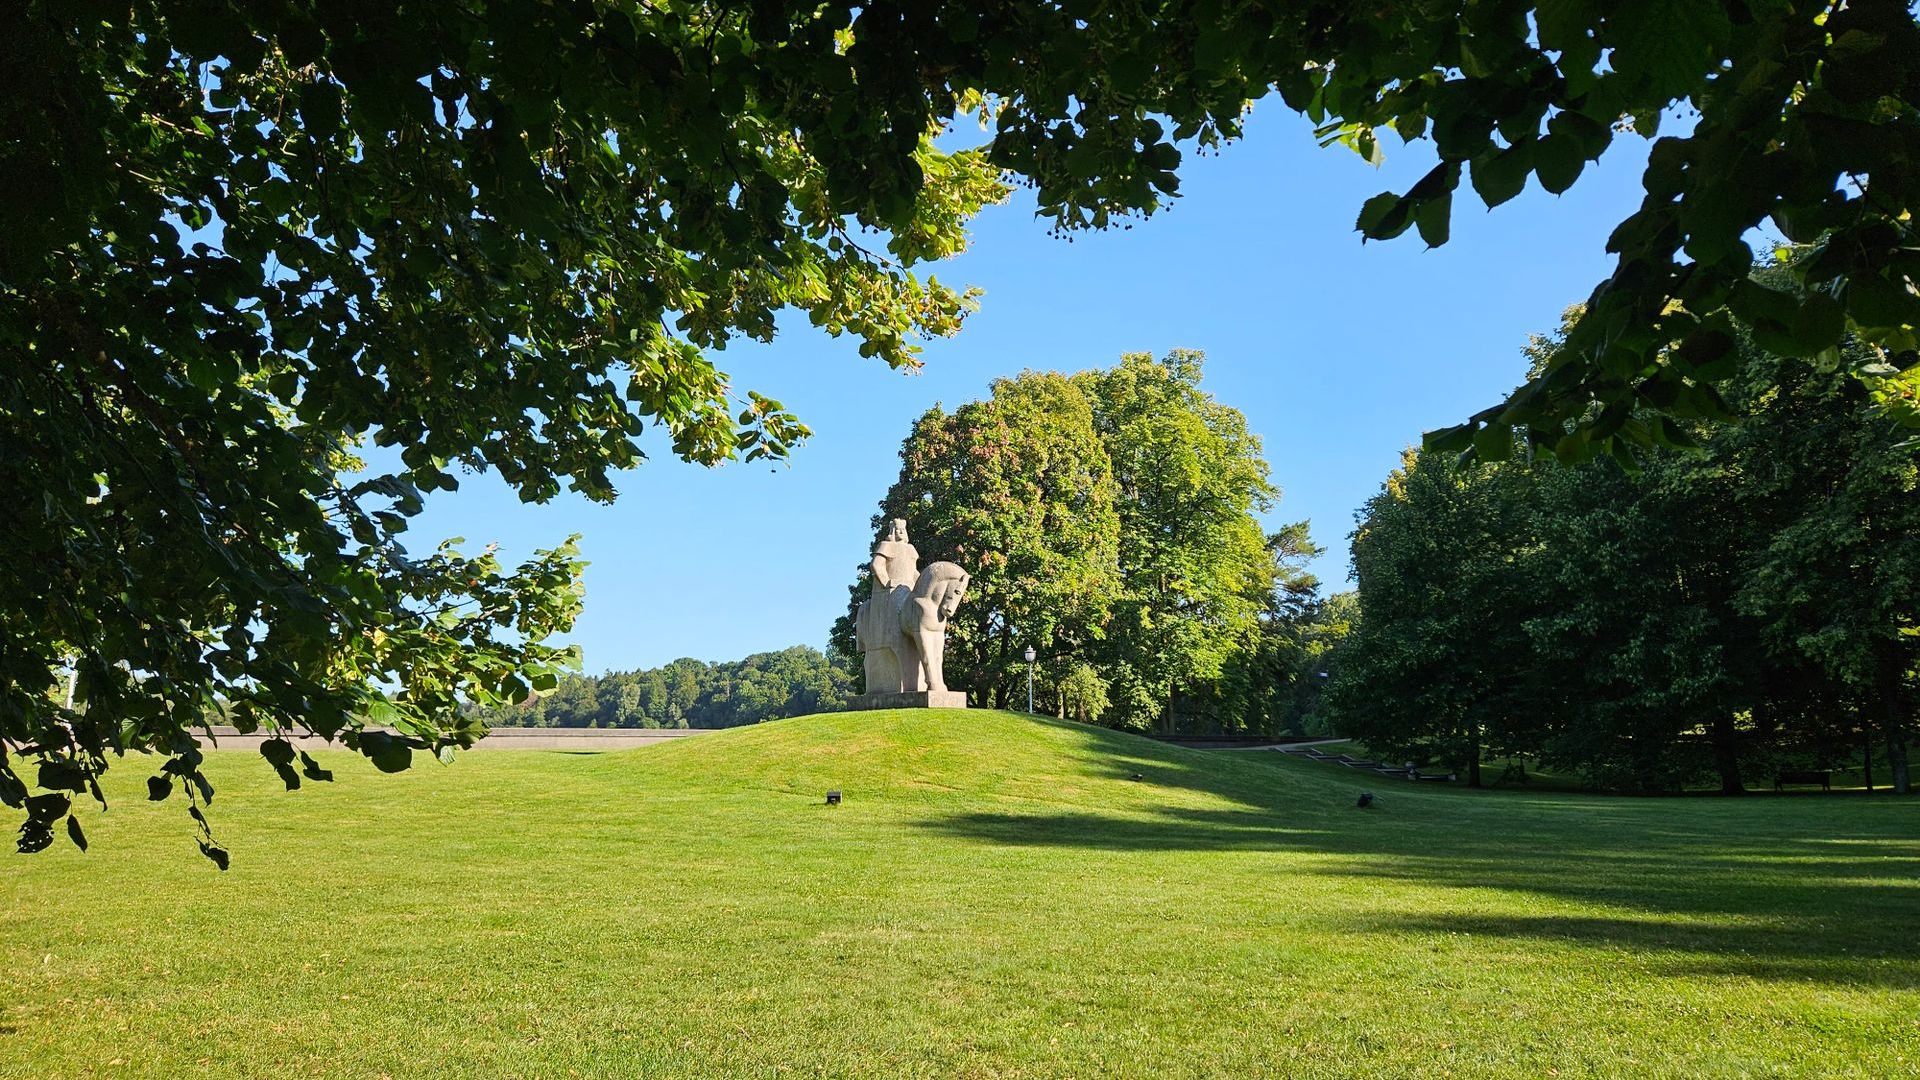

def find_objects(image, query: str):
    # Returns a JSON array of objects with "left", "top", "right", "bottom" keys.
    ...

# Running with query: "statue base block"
[{"left": 846, "top": 690, "right": 969, "bottom": 711}]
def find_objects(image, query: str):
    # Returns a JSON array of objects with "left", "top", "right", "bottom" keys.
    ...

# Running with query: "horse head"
[{"left": 913, "top": 561, "right": 970, "bottom": 619}]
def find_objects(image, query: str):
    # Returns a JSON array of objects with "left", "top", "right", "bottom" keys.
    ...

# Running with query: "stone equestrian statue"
[{"left": 850, "top": 519, "right": 971, "bottom": 707}]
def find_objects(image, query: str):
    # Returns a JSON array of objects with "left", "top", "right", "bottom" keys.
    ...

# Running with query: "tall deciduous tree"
[
  {"left": 833, "top": 372, "right": 1123, "bottom": 708},
  {"left": 1332, "top": 317, "right": 1916, "bottom": 793},
  {"left": 4, "top": 2, "right": 1006, "bottom": 858},
  {"left": 1328, "top": 449, "right": 1546, "bottom": 786},
  {"left": 1525, "top": 446, "right": 1765, "bottom": 793},
  {"left": 838, "top": 353, "right": 1284, "bottom": 729},
  {"left": 1215, "top": 523, "right": 1339, "bottom": 737},
  {"left": 1732, "top": 351, "right": 1919, "bottom": 794},
  {"left": 1076, "top": 352, "right": 1277, "bottom": 730}
]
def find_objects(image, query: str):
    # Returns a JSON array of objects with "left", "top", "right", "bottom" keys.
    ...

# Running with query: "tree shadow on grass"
[
  {"left": 1336, "top": 909, "right": 1919, "bottom": 988},
  {"left": 921, "top": 806, "right": 1341, "bottom": 853},
  {"left": 913, "top": 736, "right": 1920, "bottom": 991}
]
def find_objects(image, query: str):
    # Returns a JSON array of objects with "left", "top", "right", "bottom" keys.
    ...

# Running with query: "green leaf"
[
  {"left": 1471, "top": 423, "right": 1513, "bottom": 462},
  {"left": 1355, "top": 192, "right": 1413, "bottom": 241},
  {"left": 147, "top": 775, "right": 172, "bottom": 802},
  {"left": 1423, "top": 423, "right": 1476, "bottom": 453},
  {"left": 37, "top": 760, "right": 87, "bottom": 793},
  {"left": 356, "top": 731, "right": 414, "bottom": 774},
  {"left": 259, "top": 739, "right": 301, "bottom": 791},
  {"left": 1547, "top": 111, "right": 1611, "bottom": 161},
  {"left": 1789, "top": 292, "right": 1846, "bottom": 355},
  {"left": 1845, "top": 273, "right": 1920, "bottom": 328},
  {"left": 1471, "top": 144, "right": 1532, "bottom": 208},
  {"left": 17, "top": 794, "right": 70, "bottom": 854},
  {"left": 0, "top": 765, "right": 25, "bottom": 809},
  {"left": 1415, "top": 190, "right": 1453, "bottom": 248},
  {"left": 1607, "top": 0, "right": 1731, "bottom": 101},
  {"left": 1533, "top": 134, "right": 1584, "bottom": 194}
]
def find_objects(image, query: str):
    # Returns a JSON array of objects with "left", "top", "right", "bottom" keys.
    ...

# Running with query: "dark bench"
[{"left": 1775, "top": 770, "right": 1831, "bottom": 792}]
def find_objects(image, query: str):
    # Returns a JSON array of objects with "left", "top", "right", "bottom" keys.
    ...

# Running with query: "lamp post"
[{"left": 1024, "top": 645, "right": 1037, "bottom": 714}]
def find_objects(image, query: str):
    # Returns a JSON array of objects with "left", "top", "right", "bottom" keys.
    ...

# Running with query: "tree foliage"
[
  {"left": 4, "top": 1, "right": 1008, "bottom": 860},
  {"left": 1075, "top": 352, "right": 1279, "bottom": 729},
  {"left": 832, "top": 370, "right": 1124, "bottom": 710},
  {"left": 468, "top": 646, "right": 858, "bottom": 731},
  {"left": 1330, "top": 320, "right": 1917, "bottom": 792},
  {"left": 836, "top": 352, "right": 1317, "bottom": 731}
]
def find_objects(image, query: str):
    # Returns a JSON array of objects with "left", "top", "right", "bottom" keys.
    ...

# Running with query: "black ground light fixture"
[
  {"left": 825, "top": 790, "right": 841, "bottom": 806},
  {"left": 1356, "top": 792, "right": 1375, "bottom": 809}
]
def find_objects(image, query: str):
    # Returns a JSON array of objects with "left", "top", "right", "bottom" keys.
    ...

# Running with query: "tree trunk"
[
  {"left": 1889, "top": 725, "right": 1911, "bottom": 796},
  {"left": 1862, "top": 704, "right": 1875, "bottom": 793},
  {"left": 1710, "top": 712, "right": 1745, "bottom": 795},
  {"left": 1465, "top": 718, "right": 1483, "bottom": 788},
  {"left": 1876, "top": 643, "right": 1911, "bottom": 795}
]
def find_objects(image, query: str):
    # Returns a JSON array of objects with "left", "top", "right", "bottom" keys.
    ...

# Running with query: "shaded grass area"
[
  {"left": 1323, "top": 737, "right": 1904, "bottom": 794},
  {"left": 3, "top": 709, "right": 1916, "bottom": 1078}
]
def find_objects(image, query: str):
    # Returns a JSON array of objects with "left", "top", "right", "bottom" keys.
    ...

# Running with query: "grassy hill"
[{"left": 3, "top": 709, "right": 1916, "bottom": 1078}]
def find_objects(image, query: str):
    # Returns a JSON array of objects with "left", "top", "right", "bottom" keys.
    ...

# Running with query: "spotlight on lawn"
[
  {"left": 1356, "top": 792, "right": 1375, "bottom": 809},
  {"left": 825, "top": 790, "right": 841, "bottom": 806}
]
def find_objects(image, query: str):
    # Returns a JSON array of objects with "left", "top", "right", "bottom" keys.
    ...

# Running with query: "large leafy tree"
[
  {"left": 835, "top": 353, "right": 1282, "bottom": 727},
  {"left": 1731, "top": 350, "right": 1919, "bottom": 794},
  {"left": 4, "top": 2, "right": 1007, "bottom": 859},
  {"left": 1332, "top": 319, "right": 1915, "bottom": 792},
  {"left": 1214, "top": 523, "right": 1341, "bottom": 737},
  {"left": 1076, "top": 352, "right": 1277, "bottom": 730},
  {"left": 1525, "top": 444, "right": 1767, "bottom": 793},
  {"left": 1328, "top": 449, "right": 1546, "bottom": 786},
  {"left": 832, "top": 371, "right": 1123, "bottom": 708}
]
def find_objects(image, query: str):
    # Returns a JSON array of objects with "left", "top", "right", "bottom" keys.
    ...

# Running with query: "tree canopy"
[
  {"left": 1329, "top": 320, "right": 1916, "bottom": 793},
  {"left": 9, "top": 0, "right": 1917, "bottom": 857},
  {"left": 836, "top": 352, "right": 1325, "bottom": 732},
  {"left": 467, "top": 646, "right": 858, "bottom": 731}
]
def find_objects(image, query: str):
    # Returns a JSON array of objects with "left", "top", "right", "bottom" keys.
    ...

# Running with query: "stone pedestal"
[{"left": 846, "top": 690, "right": 968, "bottom": 711}]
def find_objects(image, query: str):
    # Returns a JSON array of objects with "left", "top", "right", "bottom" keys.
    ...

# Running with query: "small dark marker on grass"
[{"left": 1356, "top": 792, "right": 1375, "bottom": 808}]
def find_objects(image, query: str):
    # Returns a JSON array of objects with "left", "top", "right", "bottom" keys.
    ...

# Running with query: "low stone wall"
[{"left": 198, "top": 726, "right": 716, "bottom": 752}]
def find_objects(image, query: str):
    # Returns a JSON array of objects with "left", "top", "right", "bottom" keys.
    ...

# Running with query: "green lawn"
[{"left": 4, "top": 710, "right": 1917, "bottom": 1078}]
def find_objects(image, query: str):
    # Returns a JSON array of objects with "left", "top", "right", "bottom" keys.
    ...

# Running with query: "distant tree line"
[
  {"left": 833, "top": 351, "right": 1345, "bottom": 734},
  {"left": 1326, "top": 317, "right": 1916, "bottom": 794},
  {"left": 468, "top": 646, "right": 857, "bottom": 730}
]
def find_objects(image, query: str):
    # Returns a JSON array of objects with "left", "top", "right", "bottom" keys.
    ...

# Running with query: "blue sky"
[{"left": 410, "top": 104, "right": 1655, "bottom": 673}]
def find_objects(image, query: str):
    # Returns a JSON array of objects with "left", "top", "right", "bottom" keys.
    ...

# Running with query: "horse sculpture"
[{"left": 856, "top": 560, "right": 970, "bottom": 695}]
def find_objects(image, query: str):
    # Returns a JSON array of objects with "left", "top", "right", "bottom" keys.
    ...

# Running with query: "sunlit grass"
[{"left": 4, "top": 710, "right": 1916, "bottom": 1078}]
